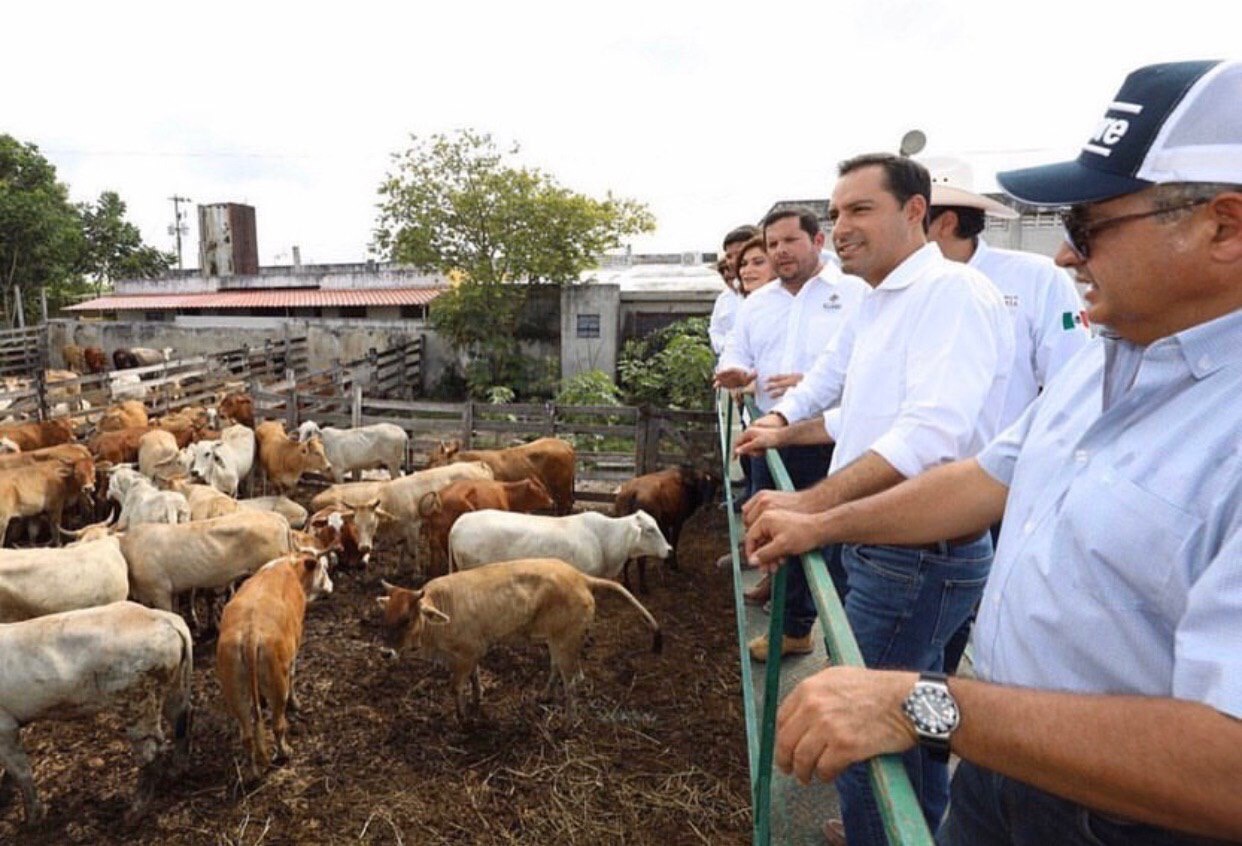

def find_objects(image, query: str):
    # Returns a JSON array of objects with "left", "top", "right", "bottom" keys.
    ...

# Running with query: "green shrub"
[{"left": 618, "top": 317, "right": 714, "bottom": 410}]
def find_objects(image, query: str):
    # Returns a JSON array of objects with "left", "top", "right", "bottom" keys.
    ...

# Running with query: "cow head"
[
  {"left": 300, "top": 437, "right": 332, "bottom": 476},
  {"left": 629, "top": 510, "right": 672, "bottom": 559},
  {"left": 427, "top": 439, "right": 461, "bottom": 468},
  {"left": 376, "top": 580, "right": 449, "bottom": 655},
  {"left": 520, "top": 477, "right": 555, "bottom": 512},
  {"left": 296, "top": 420, "right": 321, "bottom": 443},
  {"left": 350, "top": 497, "right": 394, "bottom": 559},
  {"left": 106, "top": 465, "right": 142, "bottom": 501},
  {"left": 291, "top": 550, "right": 334, "bottom": 601},
  {"left": 0, "top": 437, "right": 19, "bottom": 454},
  {"left": 679, "top": 464, "right": 720, "bottom": 513}
]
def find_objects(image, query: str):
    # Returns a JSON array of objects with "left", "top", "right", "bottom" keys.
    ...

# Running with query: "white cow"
[
  {"left": 109, "top": 372, "right": 147, "bottom": 402},
  {"left": 448, "top": 509, "right": 672, "bottom": 579},
  {"left": 109, "top": 466, "right": 191, "bottom": 530},
  {"left": 237, "top": 495, "right": 308, "bottom": 529},
  {"left": 0, "top": 535, "right": 129, "bottom": 623},
  {"left": 184, "top": 424, "right": 254, "bottom": 496},
  {"left": 296, "top": 421, "right": 407, "bottom": 482},
  {"left": 0, "top": 601, "right": 193, "bottom": 825}
]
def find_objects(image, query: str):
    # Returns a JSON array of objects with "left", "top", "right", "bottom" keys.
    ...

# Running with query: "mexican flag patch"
[{"left": 1062, "top": 310, "right": 1090, "bottom": 330}]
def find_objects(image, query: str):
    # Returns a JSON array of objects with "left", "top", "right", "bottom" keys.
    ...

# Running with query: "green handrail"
[{"left": 716, "top": 390, "right": 934, "bottom": 846}]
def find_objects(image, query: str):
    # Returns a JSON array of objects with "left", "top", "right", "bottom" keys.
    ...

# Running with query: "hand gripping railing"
[{"left": 716, "top": 391, "right": 933, "bottom": 846}]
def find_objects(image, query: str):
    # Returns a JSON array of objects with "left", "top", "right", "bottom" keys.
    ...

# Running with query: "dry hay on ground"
[{"left": 0, "top": 501, "right": 751, "bottom": 845}]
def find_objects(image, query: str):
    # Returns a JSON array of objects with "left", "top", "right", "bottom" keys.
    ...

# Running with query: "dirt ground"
[{"left": 0, "top": 499, "right": 751, "bottom": 845}]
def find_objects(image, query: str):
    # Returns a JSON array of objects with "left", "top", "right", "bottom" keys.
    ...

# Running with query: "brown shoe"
[
  {"left": 743, "top": 574, "right": 771, "bottom": 606},
  {"left": 748, "top": 632, "right": 814, "bottom": 662},
  {"left": 822, "top": 818, "right": 846, "bottom": 845}
]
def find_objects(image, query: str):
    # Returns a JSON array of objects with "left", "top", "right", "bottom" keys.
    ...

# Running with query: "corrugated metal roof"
[{"left": 66, "top": 287, "right": 446, "bottom": 312}]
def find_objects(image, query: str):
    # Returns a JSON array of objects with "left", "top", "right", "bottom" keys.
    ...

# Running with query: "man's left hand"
[
  {"left": 776, "top": 667, "right": 920, "bottom": 784},
  {"left": 742, "top": 488, "right": 814, "bottom": 524},
  {"left": 744, "top": 509, "right": 824, "bottom": 571},
  {"left": 763, "top": 373, "right": 803, "bottom": 399}
]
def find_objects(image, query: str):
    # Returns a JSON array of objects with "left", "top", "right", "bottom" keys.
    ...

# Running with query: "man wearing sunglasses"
[{"left": 744, "top": 59, "right": 1242, "bottom": 844}]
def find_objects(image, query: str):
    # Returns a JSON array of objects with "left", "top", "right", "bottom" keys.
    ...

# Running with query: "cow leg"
[
  {"left": 621, "top": 560, "right": 631, "bottom": 592},
  {"left": 286, "top": 653, "right": 302, "bottom": 714},
  {"left": 470, "top": 668, "right": 482, "bottom": 713},
  {"left": 639, "top": 557, "right": 649, "bottom": 595},
  {"left": 0, "top": 717, "right": 43, "bottom": 826},
  {"left": 124, "top": 686, "right": 169, "bottom": 824},
  {"left": 0, "top": 516, "right": 10, "bottom": 550},
  {"left": 669, "top": 522, "right": 682, "bottom": 571},
  {"left": 448, "top": 659, "right": 476, "bottom": 724},
  {"left": 547, "top": 630, "right": 586, "bottom": 724}
]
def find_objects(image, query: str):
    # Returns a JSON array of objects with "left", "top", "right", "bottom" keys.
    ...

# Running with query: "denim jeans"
[
  {"left": 749, "top": 444, "right": 844, "bottom": 638},
  {"left": 939, "top": 761, "right": 1227, "bottom": 846},
  {"left": 836, "top": 535, "right": 994, "bottom": 844}
]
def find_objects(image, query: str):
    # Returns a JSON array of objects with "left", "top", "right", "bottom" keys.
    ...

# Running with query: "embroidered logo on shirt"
[
  {"left": 1004, "top": 294, "right": 1020, "bottom": 308},
  {"left": 1061, "top": 310, "right": 1091, "bottom": 330},
  {"left": 823, "top": 292, "right": 842, "bottom": 310}
]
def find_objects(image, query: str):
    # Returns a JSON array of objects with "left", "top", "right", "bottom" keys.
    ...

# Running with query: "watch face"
[{"left": 905, "top": 684, "right": 959, "bottom": 736}]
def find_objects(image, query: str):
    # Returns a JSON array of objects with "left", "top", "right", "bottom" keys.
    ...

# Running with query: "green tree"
[
  {"left": 372, "top": 129, "right": 654, "bottom": 398},
  {"left": 78, "top": 190, "right": 172, "bottom": 295},
  {"left": 0, "top": 135, "right": 84, "bottom": 324},
  {"left": 618, "top": 317, "right": 715, "bottom": 410}
]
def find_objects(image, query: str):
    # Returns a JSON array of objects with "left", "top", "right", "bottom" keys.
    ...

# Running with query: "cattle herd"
[{"left": 0, "top": 364, "right": 721, "bottom": 831}]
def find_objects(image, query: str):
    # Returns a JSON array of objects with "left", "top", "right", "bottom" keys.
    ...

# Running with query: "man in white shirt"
[
  {"left": 715, "top": 210, "right": 867, "bottom": 658},
  {"left": 736, "top": 153, "right": 1014, "bottom": 842},
  {"left": 708, "top": 225, "right": 758, "bottom": 357},
  {"left": 925, "top": 159, "right": 1091, "bottom": 674}
]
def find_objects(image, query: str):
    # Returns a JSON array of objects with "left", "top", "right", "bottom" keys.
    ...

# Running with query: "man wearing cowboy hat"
[
  {"left": 744, "top": 59, "right": 1242, "bottom": 844},
  {"left": 923, "top": 157, "right": 1090, "bottom": 433}
]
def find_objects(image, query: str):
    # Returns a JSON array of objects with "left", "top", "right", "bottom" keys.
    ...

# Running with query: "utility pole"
[{"left": 168, "top": 195, "right": 192, "bottom": 272}]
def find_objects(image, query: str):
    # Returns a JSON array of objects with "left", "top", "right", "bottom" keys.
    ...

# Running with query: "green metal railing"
[{"left": 716, "top": 391, "right": 933, "bottom": 846}]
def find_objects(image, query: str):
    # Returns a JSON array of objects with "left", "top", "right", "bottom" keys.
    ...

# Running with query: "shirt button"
[
  {"left": 1198, "top": 355, "right": 1212, "bottom": 370},
  {"left": 1074, "top": 449, "right": 1089, "bottom": 463},
  {"left": 1023, "top": 520, "right": 1036, "bottom": 534}
]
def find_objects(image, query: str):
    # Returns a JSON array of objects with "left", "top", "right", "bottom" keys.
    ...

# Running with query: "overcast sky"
[{"left": 5, "top": 0, "right": 1238, "bottom": 267}]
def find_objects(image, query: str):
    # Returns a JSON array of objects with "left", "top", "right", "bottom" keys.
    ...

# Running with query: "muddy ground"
[{"left": 0, "top": 501, "right": 751, "bottom": 845}]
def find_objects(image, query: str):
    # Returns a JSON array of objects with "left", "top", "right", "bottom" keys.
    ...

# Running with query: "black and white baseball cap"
[{"left": 998, "top": 60, "right": 1241, "bottom": 206}]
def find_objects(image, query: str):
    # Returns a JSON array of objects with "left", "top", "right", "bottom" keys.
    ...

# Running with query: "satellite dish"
[{"left": 899, "top": 129, "right": 927, "bottom": 157}]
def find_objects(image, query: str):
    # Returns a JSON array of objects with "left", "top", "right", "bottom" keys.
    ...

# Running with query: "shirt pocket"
[{"left": 1065, "top": 472, "right": 1202, "bottom": 613}]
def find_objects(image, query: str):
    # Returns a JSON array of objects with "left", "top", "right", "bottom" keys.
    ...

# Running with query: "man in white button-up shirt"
[
  {"left": 741, "top": 60, "right": 1242, "bottom": 845},
  {"left": 708, "top": 225, "right": 758, "bottom": 357},
  {"left": 715, "top": 210, "right": 867, "bottom": 658},
  {"left": 737, "top": 153, "right": 1013, "bottom": 842}
]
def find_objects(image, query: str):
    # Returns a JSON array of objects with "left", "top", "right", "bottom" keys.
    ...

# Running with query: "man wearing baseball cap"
[{"left": 745, "top": 59, "right": 1242, "bottom": 844}]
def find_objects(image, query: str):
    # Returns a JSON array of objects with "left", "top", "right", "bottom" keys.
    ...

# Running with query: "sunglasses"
[{"left": 1060, "top": 198, "right": 1209, "bottom": 259}]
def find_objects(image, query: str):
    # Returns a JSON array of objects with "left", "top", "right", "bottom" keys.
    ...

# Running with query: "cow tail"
[
  {"left": 583, "top": 576, "right": 662, "bottom": 654},
  {"left": 248, "top": 638, "right": 268, "bottom": 765},
  {"left": 172, "top": 618, "right": 194, "bottom": 742}
]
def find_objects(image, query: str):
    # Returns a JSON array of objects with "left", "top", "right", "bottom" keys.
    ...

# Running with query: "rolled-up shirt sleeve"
[
  {"left": 771, "top": 316, "right": 856, "bottom": 424},
  {"left": 869, "top": 285, "right": 1013, "bottom": 478},
  {"left": 709, "top": 290, "right": 737, "bottom": 356},
  {"left": 976, "top": 399, "right": 1038, "bottom": 486},
  {"left": 716, "top": 298, "right": 753, "bottom": 374}
]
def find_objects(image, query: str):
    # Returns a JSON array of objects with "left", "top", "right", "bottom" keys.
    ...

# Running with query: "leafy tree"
[
  {"left": 0, "top": 135, "right": 84, "bottom": 323},
  {"left": 618, "top": 317, "right": 715, "bottom": 410},
  {"left": 78, "top": 190, "right": 172, "bottom": 294},
  {"left": 372, "top": 129, "right": 654, "bottom": 398}
]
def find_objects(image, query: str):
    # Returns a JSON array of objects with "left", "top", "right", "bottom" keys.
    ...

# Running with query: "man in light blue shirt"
[{"left": 742, "top": 60, "right": 1242, "bottom": 844}]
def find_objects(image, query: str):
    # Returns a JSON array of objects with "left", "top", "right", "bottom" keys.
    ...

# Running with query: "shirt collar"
[
  {"left": 1173, "top": 307, "right": 1242, "bottom": 379},
  {"left": 967, "top": 237, "right": 991, "bottom": 268},
  {"left": 876, "top": 242, "right": 943, "bottom": 292}
]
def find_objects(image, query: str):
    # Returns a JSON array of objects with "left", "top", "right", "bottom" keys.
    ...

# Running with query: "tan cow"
[
  {"left": 216, "top": 551, "right": 333, "bottom": 781},
  {"left": 62, "top": 344, "right": 87, "bottom": 374},
  {"left": 0, "top": 454, "right": 96, "bottom": 546},
  {"left": 0, "top": 442, "right": 91, "bottom": 472},
  {"left": 218, "top": 392, "right": 254, "bottom": 428},
  {"left": 122, "top": 510, "right": 295, "bottom": 613},
  {"left": 237, "top": 496, "right": 307, "bottom": 529},
  {"left": 311, "top": 461, "right": 493, "bottom": 570},
  {"left": 0, "top": 602, "right": 193, "bottom": 825},
  {"left": 97, "top": 400, "right": 149, "bottom": 433},
  {"left": 168, "top": 478, "right": 241, "bottom": 522},
  {"left": 428, "top": 437, "right": 576, "bottom": 515},
  {"left": 255, "top": 421, "right": 331, "bottom": 495},
  {"left": 138, "top": 429, "right": 183, "bottom": 485},
  {"left": 0, "top": 418, "right": 75, "bottom": 452},
  {"left": 89, "top": 426, "right": 153, "bottom": 465},
  {"left": 377, "top": 558, "right": 661, "bottom": 723}
]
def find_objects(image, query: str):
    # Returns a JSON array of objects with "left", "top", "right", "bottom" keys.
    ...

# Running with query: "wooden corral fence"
[
  {"left": 292, "top": 338, "right": 422, "bottom": 400},
  {"left": 0, "top": 336, "right": 311, "bottom": 430},
  {"left": 251, "top": 385, "right": 718, "bottom": 503},
  {"left": 0, "top": 325, "right": 48, "bottom": 379}
]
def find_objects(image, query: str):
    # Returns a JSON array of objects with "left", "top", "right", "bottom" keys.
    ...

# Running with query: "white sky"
[{"left": 5, "top": 0, "right": 1239, "bottom": 267}]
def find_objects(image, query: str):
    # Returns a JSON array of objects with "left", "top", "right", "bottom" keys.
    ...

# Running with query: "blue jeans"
[
  {"left": 750, "top": 445, "right": 845, "bottom": 638},
  {"left": 939, "top": 761, "right": 1222, "bottom": 845},
  {"left": 836, "top": 535, "right": 993, "bottom": 843}
]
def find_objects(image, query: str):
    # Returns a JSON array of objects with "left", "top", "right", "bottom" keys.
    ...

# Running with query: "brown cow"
[
  {"left": 0, "top": 443, "right": 91, "bottom": 472},
  {"left": 89, "top": 426, "right": 154, "bottom": 465},
  {"left": 377, "top": 558, "right": 661, "bottom": 723},
  {"left": 218, "top": 392, "right": 254, "bottom": 428},
  {"left": 427, "top": 437, "right": 576, "bottom": 515},
  {"left": 83, "top": 346, "right": 108, "bottom": 374},
  {"left": 418, "top": 478, "right": 555, "bottom": 578},
  {"left": 307, "top": 505, "right": 367, "bottom": 568},
  {"left": 216, "top": 551, "right": 333, "bottom": 782},
  {"left": 614, "top": 465, "right": 718, "bottom": 590},
  {"left": 98, "top": 400, "right": 149, "bottom": 433},
  {"left": 0, "top": 453, "right": 96, "bottom": 546},
  {"left": 62, "top": 344, "right": 87, "bottom": 374},
  {"left": 255, "top": 421, "right": 332, "bottom": 495},
  {"left": 0, "top": 418, "right": 75, "bottom": 452}
]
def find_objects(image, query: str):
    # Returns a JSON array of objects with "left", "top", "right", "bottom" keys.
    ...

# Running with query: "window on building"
[
  {"left": 339, "top": 306, "right": 367, "bottom": 318},
  {"left": 143, "top": 311, "right": 171, "bottom": 322},
  {"left": 576, "top": 313, "right": 601, "bottom": 338},
  {"left": 400, "top": 305, "right": 427, "bottom": 320}
]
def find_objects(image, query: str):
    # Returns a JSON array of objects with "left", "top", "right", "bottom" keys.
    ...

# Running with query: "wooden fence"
[
  {"left": 0, "top": 325, "right": 48, "bottom": 379},
  {"left": 250, "top": 387, "right": 718, "bottom": 503}
]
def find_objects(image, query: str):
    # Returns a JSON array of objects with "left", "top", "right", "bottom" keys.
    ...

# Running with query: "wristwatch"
[{"left": 902, "top": 672, "right": 959, "bottom": 761}]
